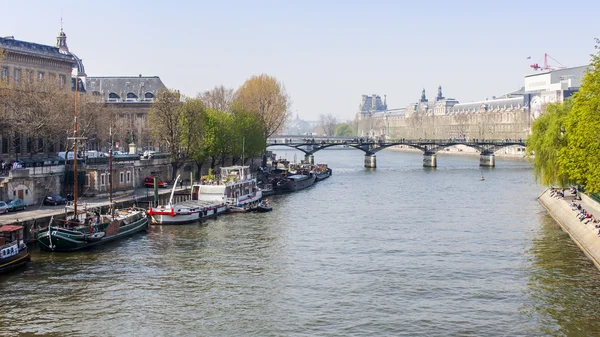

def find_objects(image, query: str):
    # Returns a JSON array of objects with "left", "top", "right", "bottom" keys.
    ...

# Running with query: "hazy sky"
[{"left": 2, "top": 0, "right": 597, "bottom": 121}]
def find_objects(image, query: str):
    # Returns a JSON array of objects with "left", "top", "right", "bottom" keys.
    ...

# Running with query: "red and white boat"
[
  {"left": 148, "top": 166, "right": 262, "bottom": 224},
  {"left": 192, "top": 166, "right": 262, "bottom": 213},
  {"left": 147, "top": 175, "right": 227, "bottom": 225}
]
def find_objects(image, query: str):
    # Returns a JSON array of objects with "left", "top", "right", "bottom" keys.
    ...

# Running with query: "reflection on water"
[
  {"left": 2, "top": 150, "right": 600, "bottom": 336},
  {"left": 524, "top": 211, "right": 600, "bottom": 336}
]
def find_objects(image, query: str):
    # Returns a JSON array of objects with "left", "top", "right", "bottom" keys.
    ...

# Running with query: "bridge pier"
[
  {"left": 305, "top": 154, "right": 314, "bottom": 165},
  {"left": 479, "top": 153, "right": 495, "bottom": 167},
  {"left": 423, "top": 152, "right": 437, "bottom": 168},
  {"left": 364, "top": 154, "right": 376, "bottom": 168}
]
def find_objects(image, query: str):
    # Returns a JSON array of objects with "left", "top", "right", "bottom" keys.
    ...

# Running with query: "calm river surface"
[{"left": 3, "top": 149, "right": 600, "bottom": 336}]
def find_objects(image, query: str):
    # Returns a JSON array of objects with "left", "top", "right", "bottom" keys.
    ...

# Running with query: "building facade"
[
  {"left": 85, "top": 76, "right": 166, "bottom": 152},
  {"left": 0, "top": 29, "right": 84, "bottom": 162},
  {"left": 357, "top": 65, "right": 588, "bottom": 142}
]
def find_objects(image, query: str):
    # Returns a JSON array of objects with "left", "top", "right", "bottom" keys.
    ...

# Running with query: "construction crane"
[{"left": 530, "top": 53, "right": 567, "bottom": 71}]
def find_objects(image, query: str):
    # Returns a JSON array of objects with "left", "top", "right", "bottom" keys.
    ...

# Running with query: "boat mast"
[
  {"left": 73, "top": 76, "right": 79, "bottom": 218},
  {"left": 109, "top": 126, "right": 113, "bottom": 217}
]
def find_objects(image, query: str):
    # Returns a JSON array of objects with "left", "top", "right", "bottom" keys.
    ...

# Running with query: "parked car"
[
  {"left": 144, "top": 176, "right": 168, "bottom": 188},
  {"left": 5, "top": 199, "right": 26, "bottom": 212},
  {"left": 0, "top": 201, "right": 8, "bottom": 214},
  {"left": 43, "top": 195, "right": 67, "bottom": 206},
  {"left": 143, "top": 150, "right": 158, "bottom": 159}
]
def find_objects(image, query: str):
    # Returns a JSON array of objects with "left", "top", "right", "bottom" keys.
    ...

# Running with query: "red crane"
[{"left": 530, "top": 53, "right": 566, "bottom": 71}]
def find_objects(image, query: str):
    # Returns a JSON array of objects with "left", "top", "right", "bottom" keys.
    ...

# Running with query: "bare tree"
[
  {"left": 318, "top": 113, "right": 337, "bottom": 136},
  {"left": 198, "top": 85, "right": 235, "bottom": 113}
]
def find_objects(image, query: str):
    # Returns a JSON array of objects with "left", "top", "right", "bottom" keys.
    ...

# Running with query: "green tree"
[
  {"left": 180, "top": 98, "right": 206, "bottom": 180},
  {"left": 559, "top": 39, "right": 600, "bottom": 192},
  {"left": 230, "top": 108, "right": 265, "bottom": 165},
  {"left": 335, "top": 123, "right": 353, "bottom": 136},
  {"left": 201, "top": 108, "right": 233, "bottom": 169},
  {"left": 526, "top": 101, "right": 570, "bottom": 187}
]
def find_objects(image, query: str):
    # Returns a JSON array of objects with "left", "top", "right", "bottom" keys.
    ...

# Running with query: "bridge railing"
[{"left": 267, "top": 138, "right": 526, "bottom": 145}]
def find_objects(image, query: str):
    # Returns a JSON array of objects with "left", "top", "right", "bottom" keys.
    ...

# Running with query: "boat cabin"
[
  {"left": 191, "top": 166, "right": 258, "bottom": 204},
  {"left": 0, "top": 225, "right": 25, "bottom": 259}
]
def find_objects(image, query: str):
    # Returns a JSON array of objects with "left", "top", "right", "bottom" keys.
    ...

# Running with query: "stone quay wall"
[{"left": 538, "top": 189, "right": 600, "bottom": 271}]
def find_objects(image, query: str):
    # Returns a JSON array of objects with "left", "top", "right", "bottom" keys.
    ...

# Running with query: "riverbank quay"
[
  {"left": 538, "top": 188, "right": 600, "bottom": 271},
  {"left": 0, "top": 186, "right": 190, "bottom": 243}
]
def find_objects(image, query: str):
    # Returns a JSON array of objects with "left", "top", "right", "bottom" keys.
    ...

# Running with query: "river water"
[{"left": 2, "top": 149, "right": 600, "bottom": 336}]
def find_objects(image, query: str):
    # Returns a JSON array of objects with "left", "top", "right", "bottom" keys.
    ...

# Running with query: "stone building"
[
  {"left": 357, "top": 65, "right": 588, "bottom": 142},
  {"left": 0, "top": 28, "right": 85, "bottom": 162},
  {"left": 85, "top": 76, "right": 166, "bottom": 153}
]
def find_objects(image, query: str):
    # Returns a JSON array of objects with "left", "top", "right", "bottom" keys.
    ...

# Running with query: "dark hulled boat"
[
  {"left": 35, "top": 78, "right": 148, "bottom": 252},
  {"left": 37, "top": 209, "right": 148, "bottom": 252},
  {"left": 313, "top": 164, "right": 332, "bottom": 182},
  {"left": 0, "top": 225, "right": 30, "bottom": 274},
  {"left": 274, "top": 173, "right": 316, "bottom": 193}
]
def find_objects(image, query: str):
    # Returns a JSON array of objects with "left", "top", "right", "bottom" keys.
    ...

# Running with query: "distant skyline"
[{"left": 1, "top": 1, "right": 597, "bottom": 120}]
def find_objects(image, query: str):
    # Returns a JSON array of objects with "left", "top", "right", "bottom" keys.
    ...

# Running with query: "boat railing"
[{"left": 0, "top": 240, "right": 18, "bottom": 252}]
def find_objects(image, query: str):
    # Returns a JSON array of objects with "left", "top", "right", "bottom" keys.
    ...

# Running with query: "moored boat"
[
  {"left": 0, "top": 225, "right": 30, "bottom": 274},
  {"left": 37, "top": 208, "right": 148, "bottom": 252},
  {"left": 313, "top": 163, "right": 332, "bottom": 182},
  {"left": 36, "top": 81, "right": 148, "bottom": 252},
  {"left": 191, "top": 165, "right": 263, "bottom": 211},
  {"left": 273, "top": 173, "right": 316, "bottom": 193},
  {"left": 147, "top": 175, "right": 227, "bottom": 225}
]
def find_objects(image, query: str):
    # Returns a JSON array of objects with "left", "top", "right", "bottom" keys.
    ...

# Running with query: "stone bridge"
[{"left": 266, "top": 138, "right": 526, "bottom": 168}]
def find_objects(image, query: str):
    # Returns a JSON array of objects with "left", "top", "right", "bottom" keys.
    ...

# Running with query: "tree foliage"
[
  {"left": 527, "top": 101, "right": 570, "bottom": 187},
  {"left": 335, "top": 123, "right": 353, "bottom": 136},
  {"left": 233, "top": 74, "right": 291, "bottom": 139},
  {"left": 558, "top": 39, "right": 600, "bottom": 192},
  {"left": 527, "top": 39, "right": 600, "bottom": 192},
  {"left": 230, "top": 108, "right": 266, "bottom": 164}
]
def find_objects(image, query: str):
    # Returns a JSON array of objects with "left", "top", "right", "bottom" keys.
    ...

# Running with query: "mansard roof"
[
  {"left": 449, "top": 96, "right": 524, "bottom": 113},
  {"left": 0, "top": 36, "right": 74, "bottom": 62},
  {"left": 86, "top": 76, "right": 166, "bottom": 99}
]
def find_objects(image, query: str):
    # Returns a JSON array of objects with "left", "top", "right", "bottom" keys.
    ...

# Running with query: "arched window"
[
  {"left": 126, "top": 92, "right": 138, "bottom": 100},
  {"left": 108, "top": 92, "right": 120, "bottom": 101},
  {"left": 144, "top": 92, "right": 155, "bottom": 100}
]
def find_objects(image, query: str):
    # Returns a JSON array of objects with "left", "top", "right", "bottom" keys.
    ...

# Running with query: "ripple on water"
[{"left": 3, "top": 151, "right": 600, "bottom": 336}]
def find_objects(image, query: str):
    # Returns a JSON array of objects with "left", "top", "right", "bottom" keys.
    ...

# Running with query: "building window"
[
  {"left": 108, "top": 92, "right": 120, "bottom": 101},
  {"left": 26, "top": 70, "right": 33, "bottom": 83},
  {"left": 120, "top": 172, "right": 124, "bottom": 184},
  {"left": 126, "top": 92, "right": 138, "bottom": 101},
  {"left": 37, "top": 138, "right": 44, "bottom": 152},
  {"left": 59, "top": 75, "right": 66, "bottom": 88},
  {"left": 100, "top": 174, "right": 105, "bottom": 186},
  {"left": 38, "top": 72, "right": 44, "bottom": 81},
  {"left": 85, "top": 174, "right": 90, "bottom": 187},
  {"left": 1, "top": 67, "right": 8, "bottom": 82},
  {"left": 1, "top": 137, "right": 7, "bottom": 154},
  {"left": 26, "top": 137, "right": 32, "bottom": 153},
  {"left": 144, "top": 92, "right": 155, "bottom": 101},
  {"left": 48, "top": 141, "right": 55, "bottom": 153},
  {"left": 14, "top": 69, "right": 21, "bottom": 83},
  {"left": 126, "top": 171, "right": 131, "bottom": 183}
]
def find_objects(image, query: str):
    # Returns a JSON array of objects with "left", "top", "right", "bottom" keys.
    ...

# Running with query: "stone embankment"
[
  {"left": 538, "top": 188, "right": 600, "bottom": 270},
  {"left": 0, "top": 186, "right": 191, "bottom": 243}
]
